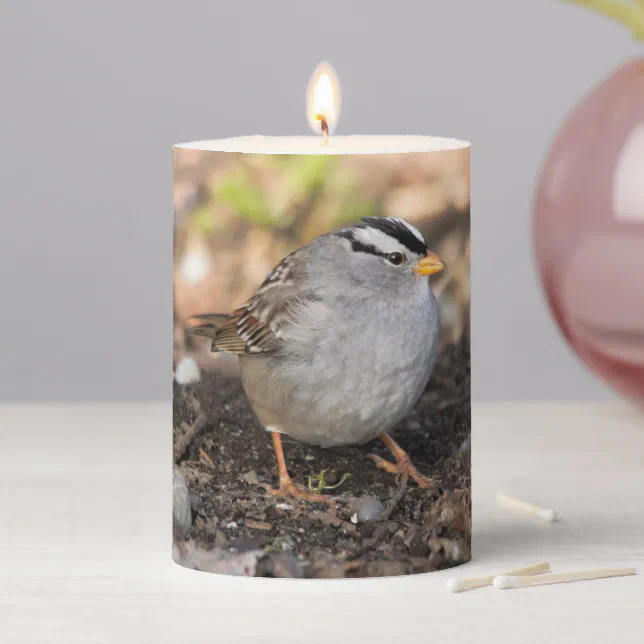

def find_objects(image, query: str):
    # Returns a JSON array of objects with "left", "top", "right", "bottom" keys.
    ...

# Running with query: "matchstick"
[
  {"left": 496, "top": 492, "right": 558, "bottom": 522},
  {"left": 447, "top": 562, "right": 550, "bottom": 593},
  {"left": 494, "top": 567, "right": 636, "bottom": 590}
]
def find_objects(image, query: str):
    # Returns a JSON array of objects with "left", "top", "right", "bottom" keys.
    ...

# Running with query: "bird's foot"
[
  {"left": 260, "top": 477, "right": 331, "bottom": 504},
  {"left": 367, "top": 452, "right": 433, "bottom": 488},
  {"left": 264, "top": 431, "right": 333, "bottom": 504}
]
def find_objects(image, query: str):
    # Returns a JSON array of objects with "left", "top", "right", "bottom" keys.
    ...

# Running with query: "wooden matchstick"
[
  {"left": 496, "top": 492, "right": 558, "bottom": 522},
  {"left": 494, "top": 567, "right": 636, "bottom": 590},
  {"left": 447, "top": 562, "right": 550, "bottom": 593}
]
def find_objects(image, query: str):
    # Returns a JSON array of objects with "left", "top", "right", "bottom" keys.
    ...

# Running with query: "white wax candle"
[
  {"left": 174, "top": 135, "right": 469, "bottom": 155},
  {"left": 172, "top": 127, "right": 473, "bottom": 579}
]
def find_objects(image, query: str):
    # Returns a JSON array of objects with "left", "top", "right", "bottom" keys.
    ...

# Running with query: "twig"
[
  {"left": 174, "top": 414, "right": 209, "bottom": 463},
  {"left": 306, "top": 469, "right": 352, "bottom": 493},
  {"left": 380, "top": 484, "right": 409, "bottom": 521},
  {"left": 199, "top": 448, "right": 215, "bottom": 467}
]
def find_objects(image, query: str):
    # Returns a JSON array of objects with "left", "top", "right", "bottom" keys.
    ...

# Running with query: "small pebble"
[
  {"left": 276, "top": 503, "right": 292, "bottom": 511},
  {"left": 350, "top": 496, "right": 385, "bottom": 523},
  {"left": 226, "top": 521, "right": 239, "bottom": 532},
  {"left": 174, "top": 356, "right": 201, "bottom": 385},
  {"left": 179, "top": 245, "right": 212, "bottom": 284},
  {"left": 173, "top": 469, "right": 192, "bottom": 540},
  {"left": 241, "top": 469, "right": 260, "bottom": 486}
]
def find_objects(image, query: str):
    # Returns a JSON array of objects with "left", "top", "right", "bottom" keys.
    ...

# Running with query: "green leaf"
[
  {"left": 306, "top": 469, "right": 352, "bottom": 494},
  {"left": 287, "top": 155, "right": 336, "bottom": 193},
  {"left": 213, "top": 169, "right": 272, "bottom": 226},
  {"left": 334, "top": 198, "right": 381, "bottom": 226},
  {"left": 191, "top": 204, "right": 216, "bottom": 235}
]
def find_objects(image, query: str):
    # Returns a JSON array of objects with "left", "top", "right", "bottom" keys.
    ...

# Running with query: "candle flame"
[{"left": 306, "top": 61, "right": 341, "bottom": 137}]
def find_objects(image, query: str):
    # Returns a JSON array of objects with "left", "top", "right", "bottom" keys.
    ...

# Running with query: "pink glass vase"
[{"left": 534, "top": 59, "right": 644, "bottom": 402}]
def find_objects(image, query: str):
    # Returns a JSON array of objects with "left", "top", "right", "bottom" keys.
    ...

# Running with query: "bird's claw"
[
  {"left": 260, "top": 479, "right": 332, "bottom": 504},
  {"left": 367, "top": 453, "right": 433, "bottom": 488}
]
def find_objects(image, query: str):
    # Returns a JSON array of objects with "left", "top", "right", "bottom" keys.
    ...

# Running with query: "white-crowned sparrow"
[{"left": 188, "top": 217, "right": 445, "bottom": 500}]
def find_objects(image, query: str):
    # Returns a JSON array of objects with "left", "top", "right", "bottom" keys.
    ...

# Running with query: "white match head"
[
  {"left": 539, "top": 509, "right": 558, "bottom": 523},
  {"left": 446, "top": 578, "right": 466, "bottom": 593},
  {"left": 493, "top": 575, "right": 519, "bottom": 590}
]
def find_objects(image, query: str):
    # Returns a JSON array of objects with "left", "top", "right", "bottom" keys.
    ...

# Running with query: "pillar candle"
[{"left": 172, "top": 65, "right": 470, "bottom": 578}]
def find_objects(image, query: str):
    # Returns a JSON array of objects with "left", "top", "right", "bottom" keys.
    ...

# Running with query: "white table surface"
[{"left": 1, "top": 403, "right": 643, "bottom": 643}]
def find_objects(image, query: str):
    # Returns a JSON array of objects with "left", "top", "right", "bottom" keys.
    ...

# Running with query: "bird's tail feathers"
[{"left": 185, "top": 313, "right": 230, "bottom": 340}]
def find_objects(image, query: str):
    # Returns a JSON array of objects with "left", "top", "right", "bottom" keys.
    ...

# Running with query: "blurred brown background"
[{"left": 173, "top": 149, "right": 470, "bottom": 370}]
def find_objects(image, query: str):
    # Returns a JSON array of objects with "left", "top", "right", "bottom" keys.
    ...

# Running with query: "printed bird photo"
[{"left": 173, "top": 150, "right": 471, "bottom": 578}]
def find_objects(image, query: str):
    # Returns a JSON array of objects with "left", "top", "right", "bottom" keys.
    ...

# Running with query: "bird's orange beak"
[{"left": 414, "top": 251, "right": 445, "bottom": 276}]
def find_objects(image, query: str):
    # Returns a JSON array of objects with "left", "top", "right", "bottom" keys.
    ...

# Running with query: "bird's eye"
[{"left": 386, "top": 252, "right": 405, "bottom": 266}]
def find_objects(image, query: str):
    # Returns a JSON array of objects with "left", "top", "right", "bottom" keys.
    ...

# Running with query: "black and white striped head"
[{"left": 322, "top": 217, "right": 444, "bottom": 294}]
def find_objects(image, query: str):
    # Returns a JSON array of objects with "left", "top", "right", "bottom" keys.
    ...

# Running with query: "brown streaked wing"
[{"left": 186, "top": 305, "right": 280, "bottom": 356}]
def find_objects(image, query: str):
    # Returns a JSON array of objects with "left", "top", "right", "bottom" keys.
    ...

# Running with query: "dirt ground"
[{"left": 173, "top": 338, "right": 471, "bottom": 578}]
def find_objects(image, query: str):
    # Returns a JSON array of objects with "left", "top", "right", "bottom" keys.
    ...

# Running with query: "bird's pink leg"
[
  {"left": 261, "top": 432, "right": 331, "bottom": 502},
  {"left": 368, "top": 433, "right": 433, "bottom": 488}
]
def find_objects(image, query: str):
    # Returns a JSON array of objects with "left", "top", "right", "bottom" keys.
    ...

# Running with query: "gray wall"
[{"left": 1, "top": 1, "right": 636, "bottom": 401}]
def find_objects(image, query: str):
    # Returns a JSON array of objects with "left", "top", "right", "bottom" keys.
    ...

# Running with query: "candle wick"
[{"left": 316, "top": 114, "right": 329, "bottom": 146}]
